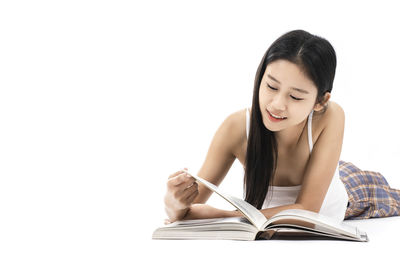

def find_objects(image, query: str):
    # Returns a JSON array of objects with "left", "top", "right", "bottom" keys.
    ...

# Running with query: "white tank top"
[{"left": 245, "top": 108, "right": 348, "bottom": 221}]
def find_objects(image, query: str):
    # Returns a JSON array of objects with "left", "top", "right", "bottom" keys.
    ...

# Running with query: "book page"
[
  {"left": 184, "top": 171, "right": 267, "bottom": 230},
  {"left": 267, "top": 209, "right": 365, "bottom": 239}
]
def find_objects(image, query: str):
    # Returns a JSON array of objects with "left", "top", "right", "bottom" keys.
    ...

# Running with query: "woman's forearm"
[
  {"left": 183, "top": 204, "right": 242, "bottom": 220},
  {"left": 170, "top": 203, "right": 306, "bottom": 222},
  {"left": 259, "top": 203, "right": 305, "bottom": 219}
]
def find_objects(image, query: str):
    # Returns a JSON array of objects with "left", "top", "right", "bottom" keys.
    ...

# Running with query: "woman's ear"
[{"left": 313, "top": 92, "right": 331, "bottom": 112}]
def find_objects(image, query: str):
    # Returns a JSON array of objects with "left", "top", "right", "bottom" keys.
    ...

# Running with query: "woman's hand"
[{"left": 164, "top": 169, "right": 199, "bottom": 222}]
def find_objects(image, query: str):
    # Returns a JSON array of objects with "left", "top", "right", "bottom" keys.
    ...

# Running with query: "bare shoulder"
[
  {"left": 327, "top": 100, "right": 345, "bottom": 116},
  {"left": 218, "top": 108, "right": 247, "bottom": 150},
  {"left": 313, "top": 101, "right": 345, "bottom": 138},
  {"left": 320, "top": 101, "right": 344, "bottom": 123}
]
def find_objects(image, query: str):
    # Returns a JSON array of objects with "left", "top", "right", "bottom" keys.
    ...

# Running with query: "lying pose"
[{"left": 164, "top": 30, "right": 400, "bottom": 223}]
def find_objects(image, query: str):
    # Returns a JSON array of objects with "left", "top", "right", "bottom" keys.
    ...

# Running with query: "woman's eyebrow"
[{"left": 267, "top": 74, "right": 310, "bottom": 94}]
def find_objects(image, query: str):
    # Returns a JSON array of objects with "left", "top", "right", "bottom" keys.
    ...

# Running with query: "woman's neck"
[{"left": 274, "top": 118, "right": 308, "bottom": 153}]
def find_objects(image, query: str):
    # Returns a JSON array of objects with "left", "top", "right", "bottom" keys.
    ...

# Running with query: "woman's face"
[{"left": 259, "top": 59, "right": 319, "bottom": 132}]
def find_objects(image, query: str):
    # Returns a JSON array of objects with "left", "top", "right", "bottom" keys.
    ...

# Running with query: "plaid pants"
[{"left": 339, "top": 160, "right": 400, "bottom": 220}]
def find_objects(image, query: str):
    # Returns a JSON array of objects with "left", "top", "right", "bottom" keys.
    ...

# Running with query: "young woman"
[{"left": 164, "top": 30, "right": 400, "bottom": 224}]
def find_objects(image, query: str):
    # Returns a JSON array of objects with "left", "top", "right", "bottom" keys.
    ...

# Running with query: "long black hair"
[{"left": 244, "top": 30, "right": 337, "bottom": 209}]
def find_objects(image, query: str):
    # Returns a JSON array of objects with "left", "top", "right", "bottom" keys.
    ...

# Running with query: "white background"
[{"left": 1, "top": 0, "right": 399, "bottom": 266}]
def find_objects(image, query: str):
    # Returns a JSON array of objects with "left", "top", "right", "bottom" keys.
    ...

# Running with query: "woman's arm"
[
  {"left": 183, "top": 203, "right": 304, "bottom": 220},
  {"left": 164, "top": 109, "right": 245, "bottom": 222},
  {"left": 295, "top": 101, "right": 345, "bottom": 212},
  {"left": 193, "top": 109, "right": 245, "bottom": 204}
]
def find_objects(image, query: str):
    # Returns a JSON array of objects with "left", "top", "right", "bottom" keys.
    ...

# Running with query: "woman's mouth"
[{"left": 267, "top": 110, "right": 287, "bottom": 122}]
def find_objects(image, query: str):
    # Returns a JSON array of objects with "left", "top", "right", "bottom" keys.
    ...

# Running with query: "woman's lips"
[{"left": 267, "top": 110, "right": 287, "bottom": 122}]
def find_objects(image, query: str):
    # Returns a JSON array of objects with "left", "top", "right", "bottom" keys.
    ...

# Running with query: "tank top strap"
[{"left": 307, "top": 110, "right": 314, "bottom": 153}]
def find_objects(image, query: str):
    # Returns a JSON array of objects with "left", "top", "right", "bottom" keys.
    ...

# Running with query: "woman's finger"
[
  {"left": 181, "top": 182, "right": 198, "bottom": 199},
  {"left": 184, "top": 188, "right": 199, "bottom": 205},
  {"left": 168, "top": 168, "right": 187, "bottom": 179},
  {"left": 168, "top": 173, "right": 195, "bottom": 187}
]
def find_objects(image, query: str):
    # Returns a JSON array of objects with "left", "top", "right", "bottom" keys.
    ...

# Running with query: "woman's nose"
[{"left": 271, "top": 93, "right": 286, "bottom": 111}]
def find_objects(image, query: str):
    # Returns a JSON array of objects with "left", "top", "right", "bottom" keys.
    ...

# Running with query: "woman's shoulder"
[
  {"left": 216, "top": 108, "right": 248, "bottom": 153},
  {"left": 313, "top": 101, "right": 345, "bottom": 137},
  {"left": 314, "top": 101, "right": 344, "bottom": 122},
  {"left": 221, "top": 108, "right": 248, "bottom": 137}
]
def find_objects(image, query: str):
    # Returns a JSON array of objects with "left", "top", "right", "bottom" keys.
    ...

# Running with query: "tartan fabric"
[{"left": 339, "top": 160, "right": 400, "bottom": 220}]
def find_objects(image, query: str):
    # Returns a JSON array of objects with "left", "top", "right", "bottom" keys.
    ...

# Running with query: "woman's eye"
[
  {"left": 290, "top": 96, "right": 304, "bottom": 101},
  {"left": 267, "top": 83, "right": 303, "bottom": 101}
]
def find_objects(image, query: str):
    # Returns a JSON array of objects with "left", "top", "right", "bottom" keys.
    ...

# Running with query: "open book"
[{"left": 152, "top": 171, "right": 368, "bottom": 241}]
